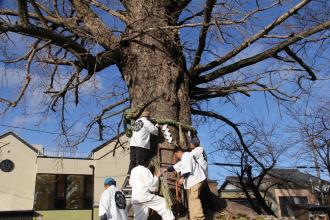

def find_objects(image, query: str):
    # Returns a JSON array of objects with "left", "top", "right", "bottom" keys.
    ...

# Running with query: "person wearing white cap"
[
  {"left": 99, "top": 177, "right": 128, "bottom": 220},
  {"left": 128, "top": 110, "right": 159, "bottom": 174},
  {"left": 129, "top": 160, "right": 175, "bottom": 220}
]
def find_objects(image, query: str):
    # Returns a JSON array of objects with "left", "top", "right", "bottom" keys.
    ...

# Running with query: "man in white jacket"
[
  {"left": 190, "top": 136, "right": 208, "bottom": 176},
  {"left": 189, "top": 136, "right": 217, "bottom": 212},
  {"left": 129, "top": 160, "right": 175, "bottom": 220},
  {"left": 128, "top": 111, "right": 159, "bottom": 174},
  {"left": 99, "top": 177, "right": 128, "bottom": 220},
  {"left": 166, "top": 146, "right": 206, "bottom": 220}
]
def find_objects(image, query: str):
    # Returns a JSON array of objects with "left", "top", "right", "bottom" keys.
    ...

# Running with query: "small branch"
[
  {"left": 0, "top": 40, "right": 51, "bottom": 111},
  {"left": 49, "top": 67, "right": 81, "bottom": 111},
  {"left": 89, "top": 98, "right": 129, "bottom": 126},
  {"left": 85, "top": 0, "right": 127, "bottom": 23},
  {"left": 2, "top": 39, "right": 41, "bottom": 63},
  {"left": 192, "top": 109, "right": 265, "bottom": 169},
  {"left": 284, "top": 47, "right": 317, "bottom": 80},
  {"left": 29, "top": 0, "right": 49, "bottom": 28},
  {"left": 177, "top": 9, "right": 204, "bottom": 25},
  {"left": 0, "top": 9, "right": 62, "bottom": 25}
]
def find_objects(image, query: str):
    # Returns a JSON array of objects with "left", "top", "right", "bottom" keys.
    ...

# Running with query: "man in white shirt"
[
  {"left": 190, "top": 136, "right": 208, "bottom": 176},
  {"left": 189, "top": 136, "right": 217, "bottom": 212},
  {"left": 129, "top": 160, "right": 175, "bottom": 220},
  {"left": 99, "top": 177, "right": 128, "bottom": 220},
  {"left": 128, "top": 111, "right": 159, "bottom": 174},
  {"left": 171, "top": 137, "right": 208, "bottom": 175},
  {"left": 166, "top": 146, "right": 206, "bottom": 220}
]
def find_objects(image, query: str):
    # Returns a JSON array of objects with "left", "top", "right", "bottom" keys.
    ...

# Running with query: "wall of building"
[
  {"left": 0, "top": 133, "right": 131, "bottom": 210},
  {"left": 0, "top": 134, "right": 38, "bottom": 211},
  {"left": 37, "top": 157, "right": 94, "bottom": 175},
  {"left": 273, "top": 188, "right": 318, "bottom": 217}
]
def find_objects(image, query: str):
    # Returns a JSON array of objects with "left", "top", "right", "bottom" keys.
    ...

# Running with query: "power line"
[
  {"left": 210, "top": 163, "right": 241, "bottom": 167},
  {"left": 210, "top": 162, "right": 328, "bottom": 172},
  {"left": 0, "top": 123, "right": 100, "bottom": 141}
]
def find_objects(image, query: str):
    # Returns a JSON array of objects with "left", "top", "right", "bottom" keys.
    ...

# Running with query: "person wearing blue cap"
[{"left": 99, "top": 177, "right": 128, "bottom": 220}]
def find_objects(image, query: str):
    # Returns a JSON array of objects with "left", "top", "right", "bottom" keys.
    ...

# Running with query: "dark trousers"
[
  {"left": 127, "top": 146, "right": 149, "bottom": 174},
  {"left": 201, "top": 180, "right": 217, "bottom": 211}
]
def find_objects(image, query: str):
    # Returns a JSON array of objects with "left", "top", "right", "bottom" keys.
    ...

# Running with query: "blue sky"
[{"left": 0, "top": 0, "right": 329, "bottom": 185}]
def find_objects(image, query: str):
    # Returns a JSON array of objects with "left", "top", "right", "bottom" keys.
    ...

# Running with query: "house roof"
[
  {"left": 0, "top": 131, "right": 38, "bottom": 153},
  {"left": 266, "top": 168, "right": 329, "bottom": 188},
  {"left": 91, "top": 132, "right": 126, "bottom": 153},
  {"left": 220, "top": 168, "right": 330, "bottom": 191}
]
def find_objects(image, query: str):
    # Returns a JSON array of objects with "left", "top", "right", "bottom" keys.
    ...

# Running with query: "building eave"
[{"left": 0, "top": 131, "right": 38, "bottom": 153}]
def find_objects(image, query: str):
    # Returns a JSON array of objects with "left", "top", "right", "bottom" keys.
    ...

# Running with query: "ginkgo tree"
[{"left": 0, "top": 0, "right": 329, "bottom": 167}]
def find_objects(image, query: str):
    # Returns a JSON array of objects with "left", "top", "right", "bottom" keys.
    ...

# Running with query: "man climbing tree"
[{"left": 0, "top": 0, "right": 329, "bottom": 210}]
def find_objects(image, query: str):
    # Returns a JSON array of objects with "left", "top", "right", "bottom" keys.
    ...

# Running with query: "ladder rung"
[
  {"left": 160, "top": 162, "right": 173, "bottom": 165},
  {"left": 159, "top": 147, "right": 174, "bottom": 151}
]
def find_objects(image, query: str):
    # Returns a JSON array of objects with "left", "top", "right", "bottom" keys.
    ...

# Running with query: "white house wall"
[
  {"left": 36, "top": 157, "right": 94, "bottom": 175},
  {"left": 0, "top": 134, "right": 38, "bottom": 211},
  {"left": 0, "top": 132, "right": 131, "bottom": 210}
]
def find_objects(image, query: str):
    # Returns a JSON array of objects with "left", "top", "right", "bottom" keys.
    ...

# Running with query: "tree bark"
[{"left": 119, "top": 0, "right": 191, "bottom": 165}]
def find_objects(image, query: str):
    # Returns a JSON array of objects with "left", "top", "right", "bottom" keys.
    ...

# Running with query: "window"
[
  {"left": 34, "top": 175, "right": 56, "bottom": 210},
  {"left": 0, "top": 159, "right": 15, "bottom": 172},
  {"left": 279, "top": 196, "right": 308, "bottom": 217},
  {"left": 34, "top": 174, "right": 93, "bottom": 210}
]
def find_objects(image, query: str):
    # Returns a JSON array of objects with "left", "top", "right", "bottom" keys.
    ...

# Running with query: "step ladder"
[
  {"left": 121, "top": 175, "right": 133, "bottom": 219},
  {"left": 121, "top": 175, "right": 132, "bottom": 202}
]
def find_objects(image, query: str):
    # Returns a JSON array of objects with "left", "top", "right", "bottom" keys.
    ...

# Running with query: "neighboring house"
[
  {"left": 219, "top": 176, "right": 261, "bottom": 213},
  {"left": 0, "top": 131, "right": 130, "bottom": 213},
  {"left": 219, "top": 169, "right": 330, "bottom": 218}
]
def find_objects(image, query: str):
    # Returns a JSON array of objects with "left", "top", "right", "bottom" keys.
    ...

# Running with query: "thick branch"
[
  {"left": 189, "top": 0, "right": 216, "bottom": 72},
  {"left": 70, "top": 0, "right": 119, "bottom": 49},
  {"left": 0, "top": 21, "right": 88, "bottom": 58},
  {"left": 17, "top": 0, "right": 29, "bottom": 25},
  {"left": 194, "top": 0, "right": 311, "bottom": 75},
  {"left": 0, "top": 21, "right": 120, "bottom": 72},
  {"left": 195, "top": 20, "right": 330, "bottom": 84}
]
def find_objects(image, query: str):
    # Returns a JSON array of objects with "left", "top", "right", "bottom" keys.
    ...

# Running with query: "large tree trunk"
[{"left": 119, "top": 1, "right": 191, "bottom": 165}]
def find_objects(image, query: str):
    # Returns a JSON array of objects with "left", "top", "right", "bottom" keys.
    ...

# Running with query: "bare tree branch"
[
  {"left": 193, "top": 0, "right": 311, "bottom": 75},
  {"left": 189, "top": 0, "right": 216, "bottom": 72},
  {"left": 70, "top": 0, "right": 119, "bottom": 49},
  {"left": 194, "top": 20, "right": 330, "bottom": 84},
  {"left": 29, "top": 0, "right": 49, "bottom": 28},
  {"left": 85, "top": 0, "right": 127, "bottom": 23},
  {"left": 17, "top": 0, "right": 29, "bottom": 25},
  {"left": 284, "top": 47, "right": 317, "bottom": 81},
  {"left": 177, "top": 9, "right": 204, "bottom": 25},
  {"left": 192, "top": 108, "right": 266, "bottom": 169}
]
